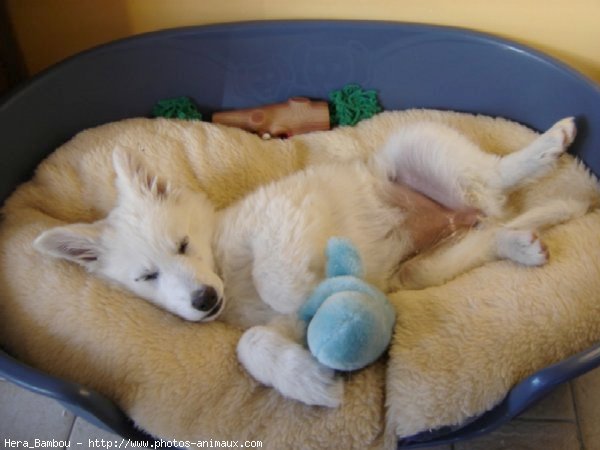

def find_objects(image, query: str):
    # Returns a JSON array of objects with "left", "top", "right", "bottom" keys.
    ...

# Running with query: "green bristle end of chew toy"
[
  {"left": 152, "top": 96, "right": 203, "bottom": 121},
  {"left": 328, "top": 84, "right": 382, "bottom": 127}
]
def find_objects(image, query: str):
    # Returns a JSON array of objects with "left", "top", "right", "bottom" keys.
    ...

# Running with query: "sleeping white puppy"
[{"left": 34, "top": 118, "right": 583, "bottom": 407}]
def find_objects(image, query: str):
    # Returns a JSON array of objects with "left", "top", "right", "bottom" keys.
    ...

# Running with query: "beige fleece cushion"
[{"left": 0, "top": 110, "right": 599, "bottom": 450}]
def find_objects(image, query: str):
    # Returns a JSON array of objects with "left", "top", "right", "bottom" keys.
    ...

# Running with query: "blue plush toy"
[{"left": 298, "top": 237, "right": 396, "bottom": 371}]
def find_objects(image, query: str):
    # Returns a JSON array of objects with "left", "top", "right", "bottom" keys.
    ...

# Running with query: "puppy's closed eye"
[
  {"left": 177, "top": 237, "right": 189, "bottom": 255},
  {"left": 136, "top": 271, "right": 159, "bottom": 282}
]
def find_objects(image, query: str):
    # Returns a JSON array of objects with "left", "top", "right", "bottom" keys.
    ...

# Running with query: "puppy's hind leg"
[
  {"left": 237, "top": 316, "right": 343, "bottom": 407},
  {"left": 495, "top": 198, "right": 591, "bottom": 265},
  {"left": 373, "top": 122, "right": 503, "bottom": 214},
  {"left": 395, "top": 225, "right": 551, "bottom": 290},
  {"left": 395, "top": 228, "right": 499, "bottom": 290},
  {"left": 494, "top": 117, "right": 576, "bottom": 190},
  {"left": 374, "top": 118, "right": 577, "bottom": 218},
  {"left": 396, "top": 195, "right": 590, "bottom": 289}
]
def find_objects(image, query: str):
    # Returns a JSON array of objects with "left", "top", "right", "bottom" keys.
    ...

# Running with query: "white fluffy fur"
[{"left": 34, "top": 117, "right": 583, "bottom": 407}]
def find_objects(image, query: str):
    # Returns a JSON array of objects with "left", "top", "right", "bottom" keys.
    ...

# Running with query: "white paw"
[
  {"left": 536, "top": 117, "right": 576, "bottom": 162},
  {"left": 278, "top": 346, "right": 344, "bottom": 407},
  {"left": 550, "top": 117, "right": 577, "bottom": 146},
  {"left": 237, "top": 325, "right": 343, "bottom": 408},
  {"left": 497, "top": 229, "right": 549, "bottom": 266}
]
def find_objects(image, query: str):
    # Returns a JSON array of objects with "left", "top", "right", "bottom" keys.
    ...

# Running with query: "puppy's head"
[{"left": 34, "top": 148, "right": 225, "bottom": 322}]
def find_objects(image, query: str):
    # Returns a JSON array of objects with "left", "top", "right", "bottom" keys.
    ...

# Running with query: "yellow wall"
[{"left": 6, "top": 0, "right": 600, "bottom": 84}]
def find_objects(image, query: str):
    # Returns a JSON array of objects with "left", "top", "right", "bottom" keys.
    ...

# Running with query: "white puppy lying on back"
[{"left": 34, "top": 118, "right": 581, "bottom": 407}]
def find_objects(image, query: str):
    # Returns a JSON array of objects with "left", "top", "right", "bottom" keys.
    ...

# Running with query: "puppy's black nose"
[{"left": 191, "top": 286, "right": 219, "bottom": 312}]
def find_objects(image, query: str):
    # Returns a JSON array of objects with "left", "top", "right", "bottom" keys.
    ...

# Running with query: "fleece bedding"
[{"left": 1, "top": 109, "right": 599, "bottom": 449}]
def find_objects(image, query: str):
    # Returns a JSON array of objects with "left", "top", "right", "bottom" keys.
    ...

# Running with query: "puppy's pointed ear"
[
  {"left": 112, "top": 147, "right": 171, "bottom": 200},
  {"left": 33, "top": 222, "right": 104, "bottom": 270}
]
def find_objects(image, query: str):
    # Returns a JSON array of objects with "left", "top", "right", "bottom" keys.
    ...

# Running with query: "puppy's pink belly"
[
  {"left": 385, "top": 182, "right": 478, "bottom": 254},
  {"left": 401, "top": 171, "right": 464, "bottom": 211}
]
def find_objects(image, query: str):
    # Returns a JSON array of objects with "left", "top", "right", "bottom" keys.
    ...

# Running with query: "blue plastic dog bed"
[{"left": 1, "top": 21, "right": 600, "bottom": 448}]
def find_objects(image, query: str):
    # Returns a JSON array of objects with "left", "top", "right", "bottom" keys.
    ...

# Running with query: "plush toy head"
[{"left": 298, "top": 237, "right": 396, "bottom": 371}]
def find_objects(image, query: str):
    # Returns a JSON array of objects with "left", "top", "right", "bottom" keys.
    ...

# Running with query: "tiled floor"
[{"left": 1, "top": 368, "right": 599, "bottom": 449}]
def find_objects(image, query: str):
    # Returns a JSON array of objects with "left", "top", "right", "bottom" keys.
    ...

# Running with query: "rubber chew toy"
[
  {"left": 212, "top": 97, "right": 330, "bottom": 138},
  {"left": 299, "top": 237, "right": 396, "bottom": 371}
]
